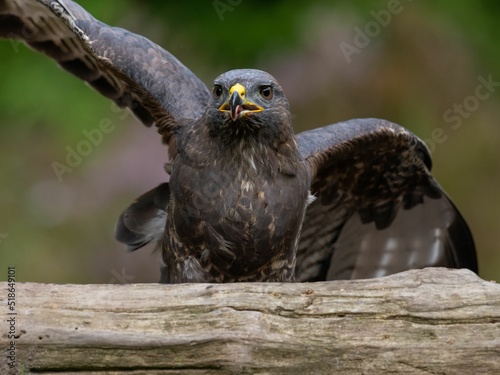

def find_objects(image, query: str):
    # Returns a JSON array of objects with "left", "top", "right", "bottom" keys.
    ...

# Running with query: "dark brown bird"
[
  {"left": 161, "top": 70, "right": 310, "bottom": 282},
  {"left": 1, "top": 0, "right": 478, "bottom": 283}
]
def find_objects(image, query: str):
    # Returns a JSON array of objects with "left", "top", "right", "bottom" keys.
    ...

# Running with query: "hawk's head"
[{"left": 204, "top": 69, "right": 292, "bottom": 145}]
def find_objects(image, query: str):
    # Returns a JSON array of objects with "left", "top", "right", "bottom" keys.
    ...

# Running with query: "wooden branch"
[{"left": 1, "top": 268, "right": 499, "bottom": 374}]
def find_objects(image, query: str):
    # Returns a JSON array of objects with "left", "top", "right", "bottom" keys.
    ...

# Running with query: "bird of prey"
[{"left": 1, "top": 0, "right": 478, "bottom": 282}]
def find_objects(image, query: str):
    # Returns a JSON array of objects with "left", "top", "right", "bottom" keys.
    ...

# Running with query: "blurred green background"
[{"left": 0, "top": 0, "right": 498, "bottom": 283}]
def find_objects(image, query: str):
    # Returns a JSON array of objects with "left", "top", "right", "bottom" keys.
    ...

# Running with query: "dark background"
[{"left": 1, "top": 0, "right": 498, "bottom": 283}]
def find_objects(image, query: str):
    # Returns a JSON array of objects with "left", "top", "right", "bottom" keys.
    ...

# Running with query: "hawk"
[{"left": 0, "top": 0, "right": 478, "bottom": 282}]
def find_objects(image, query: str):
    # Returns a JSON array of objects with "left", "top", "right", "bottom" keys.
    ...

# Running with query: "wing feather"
[
  {"left": 0, "top": 0, "right": 209, "bottom": 144},
  {"left": 114, "top": 183, "right": 170, "bottom": 252},
  {"left": 295, "top": 118, "right": 477, "bottom": 281}
]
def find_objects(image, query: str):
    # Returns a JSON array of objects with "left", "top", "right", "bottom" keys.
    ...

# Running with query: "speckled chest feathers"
[{"left": 163, "top": 104, "right": 310, "bottom": 283}]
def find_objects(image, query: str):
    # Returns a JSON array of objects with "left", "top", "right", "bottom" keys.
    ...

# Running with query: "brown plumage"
[
  {"left": 1, "top": 0, "right": 478, "bottom": 283},
  {"left": 162, "top": 70, "right": 309, "bottom": 282}
]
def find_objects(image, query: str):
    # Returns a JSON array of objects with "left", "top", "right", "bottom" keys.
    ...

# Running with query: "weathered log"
[{"left": 1, "top": 268, "right": 499, "bottom": 374}]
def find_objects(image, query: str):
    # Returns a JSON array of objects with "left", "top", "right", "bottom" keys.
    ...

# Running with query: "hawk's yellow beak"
[{"left": 218, "top": 83, "right": 263, "bottom": 121}]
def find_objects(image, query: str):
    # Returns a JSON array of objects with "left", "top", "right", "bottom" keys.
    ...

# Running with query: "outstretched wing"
[
  {"left": 295, "top": 118, "right": 477, "bottom": 281},
  {"left": 0, "top": 0, "right": 209, "bottom": 144}
]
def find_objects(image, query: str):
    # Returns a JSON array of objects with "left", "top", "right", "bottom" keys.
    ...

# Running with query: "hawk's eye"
[
  {"left": 259, "top": 85, "right": 273, "bottom": 100},
  {"left": 212, "top": 84, "right": 223, "bottom": 99}
]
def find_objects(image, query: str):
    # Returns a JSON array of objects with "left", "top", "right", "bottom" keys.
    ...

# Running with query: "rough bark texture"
[{"left": 1, "top": 268, "right": 499, "bottom": 374}]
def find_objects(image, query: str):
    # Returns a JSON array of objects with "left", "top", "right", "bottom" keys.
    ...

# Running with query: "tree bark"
[{"left": 1, "top": 268, "right": 499, "bottom": 374}]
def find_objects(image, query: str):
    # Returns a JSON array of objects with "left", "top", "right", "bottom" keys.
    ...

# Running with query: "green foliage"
[{"left": 0, "top": 0, "right": 499, "bottom": 283}]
